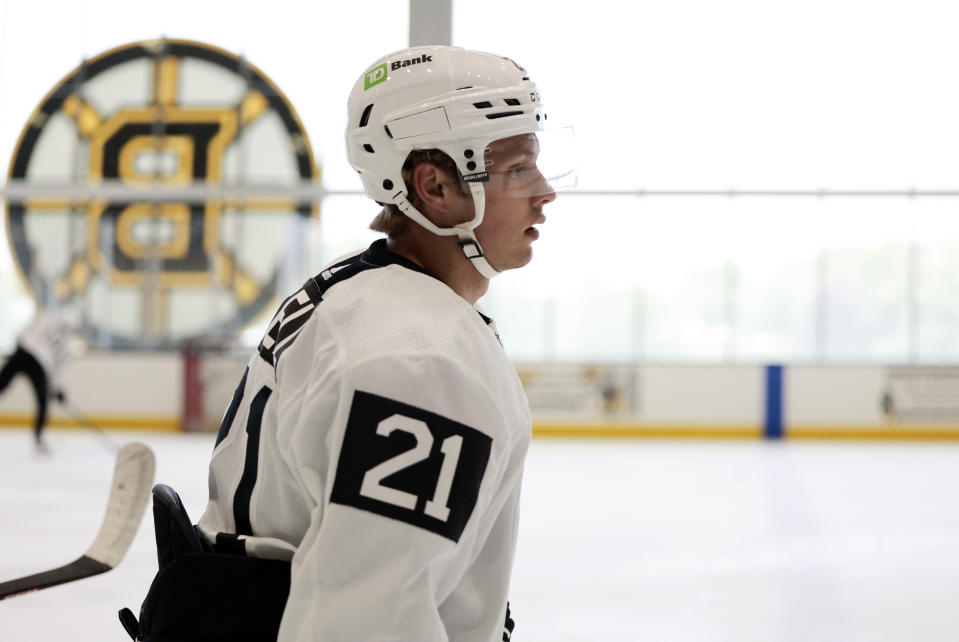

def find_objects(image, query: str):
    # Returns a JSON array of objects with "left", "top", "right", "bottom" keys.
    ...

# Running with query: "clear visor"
[{"left": 478, "top": 127, "right": 577, "bottom": 198}]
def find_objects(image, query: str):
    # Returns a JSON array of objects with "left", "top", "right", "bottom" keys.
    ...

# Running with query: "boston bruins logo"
[{"left": 5, "top": 39, "right": 318, "bottom": 347}]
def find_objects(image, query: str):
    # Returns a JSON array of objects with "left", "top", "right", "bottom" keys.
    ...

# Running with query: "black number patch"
[{"left": 330, "top": 391, "right": 492, "bottom": 542}]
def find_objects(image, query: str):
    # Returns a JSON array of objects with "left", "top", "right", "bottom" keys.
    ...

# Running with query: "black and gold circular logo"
[{"left": 6, "top": 39, "right": 318, "bottom": 347}]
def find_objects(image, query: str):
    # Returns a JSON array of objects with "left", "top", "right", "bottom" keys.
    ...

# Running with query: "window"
[
  {"left": 454, "top": 0, "right": 959, "bottom": 363},
  {"left": 3, "top": 1, "right": 959, "bottom": 362}
]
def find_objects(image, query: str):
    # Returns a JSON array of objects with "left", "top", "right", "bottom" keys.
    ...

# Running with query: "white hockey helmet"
[{"left": 346, "top": 45, "right": 573, "bottom": 278}]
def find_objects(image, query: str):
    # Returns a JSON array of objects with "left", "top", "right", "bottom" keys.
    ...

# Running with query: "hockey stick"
[
  {"left": 58, "top": 398, "right": 121, "bottom": 453},
  {"left": 0, "top": 441, "right": 156, "bottom": 600}
]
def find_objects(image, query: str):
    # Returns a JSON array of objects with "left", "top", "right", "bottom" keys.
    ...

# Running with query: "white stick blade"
[{"left": 83, "top": 442, "right": 156, "bottom": 568}]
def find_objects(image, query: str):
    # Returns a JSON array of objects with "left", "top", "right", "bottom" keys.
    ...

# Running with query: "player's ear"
[{"left": 411, "top": 162, "right": 465, "bottom": 225}]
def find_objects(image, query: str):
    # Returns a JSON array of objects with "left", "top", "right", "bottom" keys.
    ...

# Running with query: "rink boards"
[{"left": 1, "top": 353, "right": 958, "bottom": 439}]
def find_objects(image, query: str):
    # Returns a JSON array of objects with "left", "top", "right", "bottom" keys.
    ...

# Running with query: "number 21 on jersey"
[{"left": 330, "top": 391, "right": 492, "bottom": 542}]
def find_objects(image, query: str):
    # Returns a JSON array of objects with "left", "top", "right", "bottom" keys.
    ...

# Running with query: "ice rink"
[{"left": 2, "top": 427, "right": 959, "bottom": 641}]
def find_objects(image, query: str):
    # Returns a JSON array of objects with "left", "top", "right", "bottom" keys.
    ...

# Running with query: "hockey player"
[
  {"left": 129, "top": 45, "right": 575, "bottom": 642},
  {"left": 0, "top": 306, "right": 80, "bottom": 450}
]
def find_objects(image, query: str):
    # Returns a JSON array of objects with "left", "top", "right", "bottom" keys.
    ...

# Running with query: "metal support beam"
[
  {"left": 7, "top": 181, "right": 959, "bottom": 202},
  {"left": 410, "top": 0, "right": 452, "bottom": 47}
]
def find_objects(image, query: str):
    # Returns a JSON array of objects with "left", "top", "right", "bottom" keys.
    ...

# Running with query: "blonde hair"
[{"left": 369, "top": 149, "right": 468, "bottom": 236}]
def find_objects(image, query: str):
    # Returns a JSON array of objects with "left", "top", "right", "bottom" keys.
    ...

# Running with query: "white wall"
[
  {"left": 0, "top": 351, "right": 183, "bottom": 429},
  {"left": 640, "top": 365, "right": 763, "bottom": 425},
  {"left": 786, "top": 366, "right": 886, "bottom": 426}
]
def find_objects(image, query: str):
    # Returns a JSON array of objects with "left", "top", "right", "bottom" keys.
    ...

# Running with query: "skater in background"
[{"left": 0, "top": 306, "right": 82, "bottom": 450}]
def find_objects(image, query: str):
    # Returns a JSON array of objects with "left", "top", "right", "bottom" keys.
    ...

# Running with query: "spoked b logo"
[{"left": 5, "top": 39, "right": 319, "bottom": 347}]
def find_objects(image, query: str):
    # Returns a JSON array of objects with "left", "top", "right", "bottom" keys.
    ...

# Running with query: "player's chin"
[
  {"left": 490, "top": 247, "right": 534, "bottom": 273},
  {"left": 511, "top": 247, "right": 535, "bottom": 270}
]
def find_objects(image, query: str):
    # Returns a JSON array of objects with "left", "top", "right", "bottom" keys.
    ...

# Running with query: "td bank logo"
[
  {"left": 364, "top": 55, "right": 434, "bottom": 90},
  {"left": 5, "top": 39, "right": 319, "bottom": 347},
  {"left": 364, "top": 63, "right": 388, "bottom": 90}
]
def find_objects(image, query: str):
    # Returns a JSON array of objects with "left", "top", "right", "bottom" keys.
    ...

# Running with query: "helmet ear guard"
[
  {"left": 392, "top": 181, "right": 499, "bottom": 280},
  {"left": 346, "top": 45, "right": 562, "bottom": 278}
]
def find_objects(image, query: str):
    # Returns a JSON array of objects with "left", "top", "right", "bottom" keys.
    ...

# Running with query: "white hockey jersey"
[
  {"left": 198, "top": 239, "right": 531, "bottom": 642},
  {"left": 17, "top": 308, "right": 81, "bottom": 392}
]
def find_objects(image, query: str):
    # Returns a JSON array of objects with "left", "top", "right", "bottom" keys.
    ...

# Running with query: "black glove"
[{"left": 503, "top": 601, "right": 515, "bottom": 641}]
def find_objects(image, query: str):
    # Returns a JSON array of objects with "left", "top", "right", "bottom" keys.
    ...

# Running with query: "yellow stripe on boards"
[
  {"left": 532, "top": 423, "right": 762, "bottom": 439},
  {"left": 3, "top": 416, "right": 958, "bottom": 440},
  {"left": 531, "top": 422, "right": 959, "bottom": 440},
  {"left": 0, "top": 414, "right": 181, "bottom": 432},
  {"left": 787, "top": 424, "right": 959, "bottom": 441}
]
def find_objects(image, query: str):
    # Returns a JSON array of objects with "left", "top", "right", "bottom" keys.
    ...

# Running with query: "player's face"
[{"left": 473, "top": 134, "right": 556, "bottom": 272}]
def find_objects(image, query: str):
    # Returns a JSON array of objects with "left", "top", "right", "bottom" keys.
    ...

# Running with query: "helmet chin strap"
[{"left": 395, "top": 182, "right": 500, "bottom": 280}]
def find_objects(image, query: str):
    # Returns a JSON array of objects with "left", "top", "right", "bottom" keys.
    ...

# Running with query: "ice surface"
[{"left": 1, "top": 428, "right": 958, "bottom": 641}]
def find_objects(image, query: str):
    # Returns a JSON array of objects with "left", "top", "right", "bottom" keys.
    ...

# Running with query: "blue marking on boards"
[{"left": 765, "top": 365, "right": 784, "bottom": 439}]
